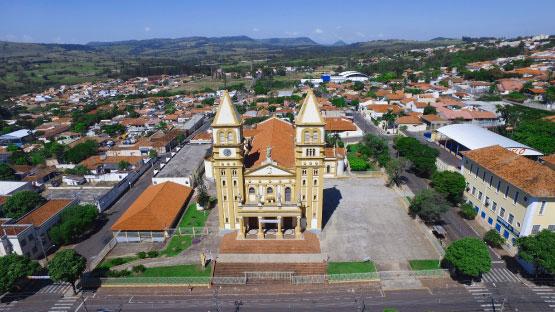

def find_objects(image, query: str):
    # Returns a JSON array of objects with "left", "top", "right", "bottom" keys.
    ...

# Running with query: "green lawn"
[
  {"left": 327, "top": 262, "right": 376, "bottom": 274},
  {"left": 178, "top": 204, "right": 210, "bottom": 227},
  {"left": 157, "top": 205, "right": 211, "bottom": 258},
  {"left": 135, "top": 264, "right": 211, "bottom": 277},
  {"left": 409, "top": 260, "right": 441, "bottom": 271},
  {"left": 159, "top": 236, "right": 193, "bottom": 258},
  {"left": 98, "top": 256, "right": 139, "bottom": 269}
]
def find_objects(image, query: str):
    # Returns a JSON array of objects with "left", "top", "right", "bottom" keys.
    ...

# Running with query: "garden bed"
[{"left": 409, "top": 260, "right": 441, "bottom": 271}]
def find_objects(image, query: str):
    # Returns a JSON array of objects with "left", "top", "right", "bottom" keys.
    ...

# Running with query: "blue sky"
[{"left": 1, "top": 0, "right": 553, "bottom": 44}]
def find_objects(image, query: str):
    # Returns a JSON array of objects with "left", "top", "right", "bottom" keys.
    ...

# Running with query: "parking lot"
[{"left": 319, "top": 177, "right": 440, "bottom": 271}]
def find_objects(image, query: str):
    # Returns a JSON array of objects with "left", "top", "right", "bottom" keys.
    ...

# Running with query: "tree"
[
  {"left": 423, "top": 105, "right": 436, "bottom": 115},
  {"left": 385, "top": 157, "right": 412, "bottom": 186},
  {"left": 516, "top": 229, "right": 555, "bottom": 274},
  {"left": 48, "top": 204, "right": 98, "bottom": 245},
  {"left": 156, "top": 121, "right": 168, "bottom": 132},
  {"left": 484, "top": 229, "right": 505, "bottom": 248},
  {"left": 3, "top": 191, "right": 47, "bottom": 219},
  {"left": 361, "top": 134, "right": 389, "bottom": 160},
  {"left": 459, "top": 202, "right": 477, "bottom": 219},
  {"left": 73, "top": 122, "right": 87, "bottom": 133},
  {"left": 352, "top": 81, "right": 364, "bottom": 91},
  {"left": 445, "top": 238, "right": 491, "bottom": 278},
  {"left": 409, "top": 189, "right": 451, "bottom": 221},
  {"left": 394, "top": 137, "right": 439, "bottom": 178},
  {"left": 64, "top": 140, "right": 98, "bottom": 164},
  {"left": 118, "top": 160, "right": 130, "bottom": 171},
  {"left": 431, "top": 171, "right": 466, "bottom": 205},
  {"left": 512, "top": 119, "right": 555, "bottom": 155},
  {"left": 0, "top": 163, "right": 17, "bottom": 180},
  {"left": 176, "top": 133, "right": 185, "bottom": 143},
  {"left": 149, "top": 149, "right": 158, "bottom": 159},
  {"left": 0, "top": 254, "right": 41, "bottom": 294},
  {"left": 48, "top": 250, "right": 86, "bottom": 294}
]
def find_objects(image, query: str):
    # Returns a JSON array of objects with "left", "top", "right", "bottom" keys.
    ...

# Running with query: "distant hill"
[
  {"left": 430, "top": 37, "right": 455, "bottom": 41},
  {"left": 332, "top": 40, "right": 347, "bottom": 46}
]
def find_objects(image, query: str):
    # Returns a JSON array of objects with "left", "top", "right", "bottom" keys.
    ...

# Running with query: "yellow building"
[
  {"left": 208, "top": 90, "right": 327, "bottom": 238},
  {"left": 461, "top": 145, "right": 555, "bottom": 254}
]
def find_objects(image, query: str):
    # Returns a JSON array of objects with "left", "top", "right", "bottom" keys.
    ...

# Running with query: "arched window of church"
[
  {"left": 267, "top": 187, "right": 273, "bottom": 194},
  {"left": 304, "top": 131, "right": 310, "bottom": 143},
  {"left": 302, "top": 179, "right": 306, "bottom": 186},
  {"left": 222, "top": 180, "right": 226, "bottom": 186},
  {"left": 228, "top": 131, "right": 234, "bottom": 144},
  {"left": 249, "top": 187, "right": 255, "bottom": 194},
  {"left": 314, "top": 179, "right": 318, "bottom": 186},
  {"left": 327, "top": 165, "right": 331, "bottom": 173},
  {"left": 285, "top": 187, "right": 291, "bottom": 202},
  {"left": 219, "top": 131, "right": 226, "bottom": 144},
  {"left": 312, "top": 131, "right": 318, "bottom": 143}
]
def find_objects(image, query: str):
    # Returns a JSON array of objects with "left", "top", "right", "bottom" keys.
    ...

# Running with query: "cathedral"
[{"left": 207, "top": 90, "right": 328, "bottom": 239}]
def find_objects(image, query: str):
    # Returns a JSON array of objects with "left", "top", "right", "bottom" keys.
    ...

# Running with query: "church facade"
[{"left": 207, "top": 90, "right": 326, "bottom": 239}]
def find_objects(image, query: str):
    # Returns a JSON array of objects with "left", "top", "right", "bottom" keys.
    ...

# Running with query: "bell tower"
[
  {"left": 212, "top": 91, "right": 245, "bottom": 232},
  {"left": 294, "top": 90, "right": 325, "bottom": 232}
]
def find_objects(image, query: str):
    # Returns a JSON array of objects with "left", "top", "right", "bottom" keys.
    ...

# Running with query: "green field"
[
  {"left": 327, "top": 262, "right": 377, "bottom": 274},
  {"left": 98, "top": 256, "right": 139, "bottom": 269}
]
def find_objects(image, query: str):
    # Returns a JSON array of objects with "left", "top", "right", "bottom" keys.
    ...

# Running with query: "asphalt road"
[
  {"left": 3, "top": 280, "right": 553, "bottom": 312},
  {"left": 74, "top": 120, "right": 212, "bottom": 268}
]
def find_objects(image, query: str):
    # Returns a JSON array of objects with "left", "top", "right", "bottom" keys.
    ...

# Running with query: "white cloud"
[
  {"left": 252, "top": 27, "right": 260, "bottom": 32},
  {"left": 285, "top": 31, "right": 299, "bottom": 36},
  {"left": 54, "top": 35, "right": 64, "bottom": 44},
  {"left": 314, "top": 28, "right": 324, "bottom": 34},
  {"left": 378, "top": 33, "right": 384, "bottom": 38},
  {"left": 21, "top": 34, "right": 33, "bottom": 42},
  {"left": 356, "top": 32, "right": 366, "bottom": 38},
  {"left": 5, "top": 34, "right": 16, "bottom": 41},
  {"left": 144, "top": 26, "right": 151, "bottom": 32}
]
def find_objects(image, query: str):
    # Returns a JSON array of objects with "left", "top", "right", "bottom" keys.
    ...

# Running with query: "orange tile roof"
[
  {"left": 80, "top": 155, "right": 144, "bottom": 170},
  {"left": 245, "top": 118, "right": 295, "bottom": 169},
  {"left": 463, "top": 145, "right": 555, "bottom": 197},
  {"left": 17, "top": 200, "right": 73, "bottom": 226},
  {"left": 396, "top": 115, "right": 423, "bottom": 125},
  {"left": 110, "top": 182, "right": 193, "bottom": 231},
  {"left": 192, "top": 132, "right": 212, "bottom": 140},
  {"left": 325, "top": 147, "right": 345, "bottom": 158},
  {"left": 421, "top": 114, "right": 447, "bottom": 122},
  {"left": 325, "top": 117, "right": 357, "bottom": 131},
  {"left": 365, "top": 104, "right": 401, "bottom": 114}
]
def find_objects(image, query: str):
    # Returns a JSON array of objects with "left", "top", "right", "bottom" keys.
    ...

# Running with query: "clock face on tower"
[{"left": 223, "top": 148, "right": 231, "bottom": 156}]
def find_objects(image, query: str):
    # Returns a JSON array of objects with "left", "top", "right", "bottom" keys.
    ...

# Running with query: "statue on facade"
[{"left": 266, "top": 146, "right": 273, "bottom": 161}]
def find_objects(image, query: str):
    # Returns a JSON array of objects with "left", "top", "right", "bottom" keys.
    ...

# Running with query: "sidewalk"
[{"left": 216, "top": 253, "right": 325, "bottom": 263}]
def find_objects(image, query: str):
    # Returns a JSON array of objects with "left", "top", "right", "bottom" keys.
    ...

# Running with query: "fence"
[
  {"left": 97, "top": 158, "right": 153, "bottom": 212},
  {"left": 166, "top": 227, "right": 209, "bottom": 237},
  {"left": 328, "top": 272, "right": 380, "bottom": 282},
  {"left": 100, "top": 276, "right": 210, "bottom": 285},
  {"left": 245, "top": 271, "right": 293, "bottom": 281},
  {"left": 413, "top": 269, "right": 449, "bottom": 277},
  {"left": 89, "top": 232, "right": 119, "bottom": 270},
  {"left": 86, "top": 269, "right": 448, "bottom": 286}
]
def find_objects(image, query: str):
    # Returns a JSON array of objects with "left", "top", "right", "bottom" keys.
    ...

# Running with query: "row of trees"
[{"left": 0, "top": 249, "right": 86, "bottom": 295}]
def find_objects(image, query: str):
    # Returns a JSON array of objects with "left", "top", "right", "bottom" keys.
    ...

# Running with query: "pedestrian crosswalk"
[
  {"left": 465, "top": 283, "right": 503, "bottom": 311},
  {"left": 38, "top": 282, "right": 72, "bottom": 294},
  {"left": 482, "top": 268, "right": 521, "bottom": 283},
  {"left": 530, "top": 286, "right": 555, "bottom": 311},
  {"left": 48, "top": 295, "right": 79, "bottom": 312}
]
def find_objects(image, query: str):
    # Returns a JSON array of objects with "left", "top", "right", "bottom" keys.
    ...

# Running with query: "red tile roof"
[
  {"left": 17, "top": 200, "right": 73, "bottom": 227},
  {"left": 245, "top": 118, "right": 295, "bottom": 169},
  {"left": 110, "top": 182, "right": 193, "bottom": 231}
]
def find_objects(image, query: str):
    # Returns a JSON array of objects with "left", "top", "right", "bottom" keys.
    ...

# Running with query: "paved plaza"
[{"left": 319, "top": 177, "right": 440, "bottom": 271}]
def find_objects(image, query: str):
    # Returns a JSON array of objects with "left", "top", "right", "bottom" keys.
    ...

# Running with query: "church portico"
[{"left": 238, "top": 214, "right": 302, "bottom": 240}]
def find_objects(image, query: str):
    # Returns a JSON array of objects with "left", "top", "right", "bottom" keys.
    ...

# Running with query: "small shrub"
[
  {"left": 459, "top": 203, "right": 477, "bottom": 220},
  {"left": 132, "top": 265, "right": 146, "bottom": 273},
  {"left": 147, "top": 251, "right": 159, "bottom": 258},
  {"left": 338, "top": 141, "right": 344, "bottom": 148},
  {"left": 349, "top": 158, "right": 368, "bottom": 171},
  {"left": 356, "top": 152, "right": 362, "bottom": 158},
  {"left": 137, "top": 252, "right": 146, "bottom": 259},
  {"left": 484, "top": 229, "right": 505, "bottom": 248},
  {"left": 192, "top": 238, "right": 201, "bottom": 245},
  {"left": 111, "top": 258, "right": 125, "bottom": 266}
]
